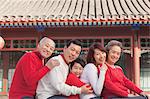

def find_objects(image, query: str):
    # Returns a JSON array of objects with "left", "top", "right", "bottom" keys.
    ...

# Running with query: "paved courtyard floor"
[{"left": 0, "top": 95, "right": 7, "bottom": 99}]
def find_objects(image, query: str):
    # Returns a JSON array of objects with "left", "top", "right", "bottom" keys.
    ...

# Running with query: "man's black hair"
[{"left": 66, "top": 39, "right": 82, "bottom": 48}]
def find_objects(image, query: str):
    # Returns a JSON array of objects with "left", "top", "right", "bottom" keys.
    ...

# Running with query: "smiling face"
[
  {"left": 63, "top": 43, "right": 81, "bottom": 63},
  {"left": 94, "top": 48, "right": 106, "bottom": 65},
  {"left": 71, "top": 62, "right": 84, "bottom": 78},
  {"left": 107, "top": 45, "right": 121, "bottom": 65},
  {"left": 37, "top": 38, "right": 55, "bottom": 59}
]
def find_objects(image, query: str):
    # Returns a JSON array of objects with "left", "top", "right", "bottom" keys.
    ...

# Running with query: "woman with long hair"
[{"left": 80, "top": 42, "right": 107, "bottom": 99}]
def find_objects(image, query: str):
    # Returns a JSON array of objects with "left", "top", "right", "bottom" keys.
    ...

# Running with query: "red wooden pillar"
[
  {"left": 133, "top": 32, "right": 140, "bottom": 88},
  {"left": 0, "top": 52, "right": 9, "bottom": 95},
  {"left": 125, "top": 53, "right": 134, "bottom": 80}
]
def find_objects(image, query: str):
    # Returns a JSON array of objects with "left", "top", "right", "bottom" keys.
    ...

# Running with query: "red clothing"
[
  {"left": 9, "top": 51, "right": 50, "bottom": 99},
  {"left": 66, "top": 73, "right": 85, "bottom": 99},
  {"left": 101, "top": 64, "right": 143, "bottom": 99}
]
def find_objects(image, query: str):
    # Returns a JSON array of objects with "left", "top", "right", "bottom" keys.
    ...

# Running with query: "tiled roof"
[{"left": 0, "top": 0, "right": 150, "bottom": 27}]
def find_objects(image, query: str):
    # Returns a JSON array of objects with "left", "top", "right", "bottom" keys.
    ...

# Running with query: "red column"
[
  {"left": 0, "top": 52, "right": 9, "bottom": 95},
  {"left": 133, "top": 32, "right": 140, "bottom": 88}
]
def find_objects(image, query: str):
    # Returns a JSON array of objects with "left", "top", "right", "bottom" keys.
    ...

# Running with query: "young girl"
[{"left": 66, "top": 57, "right": 91, "bottom": 99}]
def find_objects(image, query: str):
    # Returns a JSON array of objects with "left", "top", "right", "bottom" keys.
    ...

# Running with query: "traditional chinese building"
[{"left": 0, "top": 0, "right": 150, "bottom": 96}]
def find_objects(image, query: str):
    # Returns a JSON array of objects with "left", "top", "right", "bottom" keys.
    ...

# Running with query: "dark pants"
[
  {"left": 110, "top": 96, "right": 148, "bottom": 99},
  {"left": 90, "top": 96, "right": 103, "bottom": 99},
  {"left": 21, "top": 96, "right": 35, "bottom": 99},
  {"left": 47, "top": 95, "right": 68, "bottom": 99}
]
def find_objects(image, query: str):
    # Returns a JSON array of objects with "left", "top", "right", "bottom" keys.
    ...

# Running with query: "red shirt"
[
  {"left": 9, "top": 51, "right": 50, "bottom": 99},
  {"left": 66, "top": 73, "right": 85, "bottom": 99},
  {"left": 101, "top": 64, "right": 143, "bottom": 99}
]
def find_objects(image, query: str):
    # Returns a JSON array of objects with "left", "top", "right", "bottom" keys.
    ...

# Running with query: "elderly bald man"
[{"left": 9, "top": 37, "right": 59, "bottom": 99}]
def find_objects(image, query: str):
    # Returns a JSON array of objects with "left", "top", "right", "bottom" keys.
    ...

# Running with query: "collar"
[
  {"left": 61, "top": 54, "right": 69, "bottom": 65},
  {"left": 96, "top": 63, "right": 103, "bottom": 75},
  {"left": 97, "top": 63, "right": 103, "bottom": 67},
  {"left": 33, "top": 51, "right": 43, "bottom": 60},
  {"left": 105, "top": 62, "right": 115, "bottom": 68}
]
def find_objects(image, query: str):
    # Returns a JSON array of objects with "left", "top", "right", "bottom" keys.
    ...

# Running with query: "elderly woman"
[
  {"left": 101, "top": 40, "right": 148, "bottom": 99},
  {"left": 80, "top": 42, "right": 108, "bottom": 99}
]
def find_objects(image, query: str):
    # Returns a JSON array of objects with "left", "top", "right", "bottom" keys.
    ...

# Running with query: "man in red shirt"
[{"left": 9, "top": 37, "right": 59, "bottom": 99}]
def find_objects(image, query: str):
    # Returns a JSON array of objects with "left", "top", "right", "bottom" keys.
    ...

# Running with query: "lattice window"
[
  {"left": 141, "top": 52, "right": 150, "bottom": 68},
  {"left": 140, "top": 52, "right": 150, "bottom": 91},
  {"left": 54, "top": 39, "right": 70, "bottom": 48},
  {"left": 3, "top": 38, "right": 37, "bottom": 49},
  {"left": 140, "top": 68, "right": 150, "bottom": 91},
  {"left": 140, "top": 38, "right": 150, "bottom": 49},
  {"left": 8, "top": 52, "right": 25, "bottom": 68},
  {"left": 5, "top": 40, "right": 11, "bottom": 48},
  {"left": 13, "top": 40, "right": 36, "bottom": 48},
  {"left": 54, "top": 39, "right": 102, "bottom": 49},
  {"left": 8, "top": 69, "right": 15, "bottom": 90},
  {"left": 81, "top": 39, "right": 102, "bottom": 48}
]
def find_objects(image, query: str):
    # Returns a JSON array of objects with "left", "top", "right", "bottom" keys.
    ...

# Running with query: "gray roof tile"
[{"left": 0, "top": 0, "right": 149, "bottom": 27}]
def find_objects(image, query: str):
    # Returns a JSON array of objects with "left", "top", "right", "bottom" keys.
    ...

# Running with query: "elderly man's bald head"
[
  {"left": 39, "top": 37, "right": 55, "bottom": 47},
  {"left": 37, "top": 37, "right": 55, "bottom": 58}
]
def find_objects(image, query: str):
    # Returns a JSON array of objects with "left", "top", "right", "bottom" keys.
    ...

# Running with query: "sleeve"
[
  {"left": 66, "top": 73, "right": 85, "bottom": 87},
  {"left": 22, "top": 53, "right": 50, "bottom": 87},
  {"left": 104, "top": 70, "right": 128, "bottom": 97},
  {"left": 48, "top": 63, "right": 81, "bottom": 96},
  {"left": 85, "top": 64, "right": 106, "bottom": 96},
  {"left": 122, "top": 72, "right": 143, "bottom": 94}
]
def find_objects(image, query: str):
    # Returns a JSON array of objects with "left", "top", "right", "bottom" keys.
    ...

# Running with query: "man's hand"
[
  {"left": 80, "top": 84, "right": 93, "bottom": 94},
  {"left": 46, "top": 59, "right": 60, "bottom": 69}
]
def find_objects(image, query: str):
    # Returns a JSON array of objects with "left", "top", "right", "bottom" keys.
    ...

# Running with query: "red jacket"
[
  {"left": 101, "top": 64, "right": 143, "bottom": 99},
  {"left": 66, "top": 73, "right": 85, "bottom": 99},
  {"left": 9, "top": 51, "right": 50, "bottom": 99}
]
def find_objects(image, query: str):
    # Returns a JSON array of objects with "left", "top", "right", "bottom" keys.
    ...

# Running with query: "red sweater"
[
  {"left": 66, "top": 73, "right": 85, "bottom": 99},
  {"left": 9, "top": 51, "right": 50, "bottom": 99},
  {"left": 101, "top": 64, "right": 143, "bottom": 99}
]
